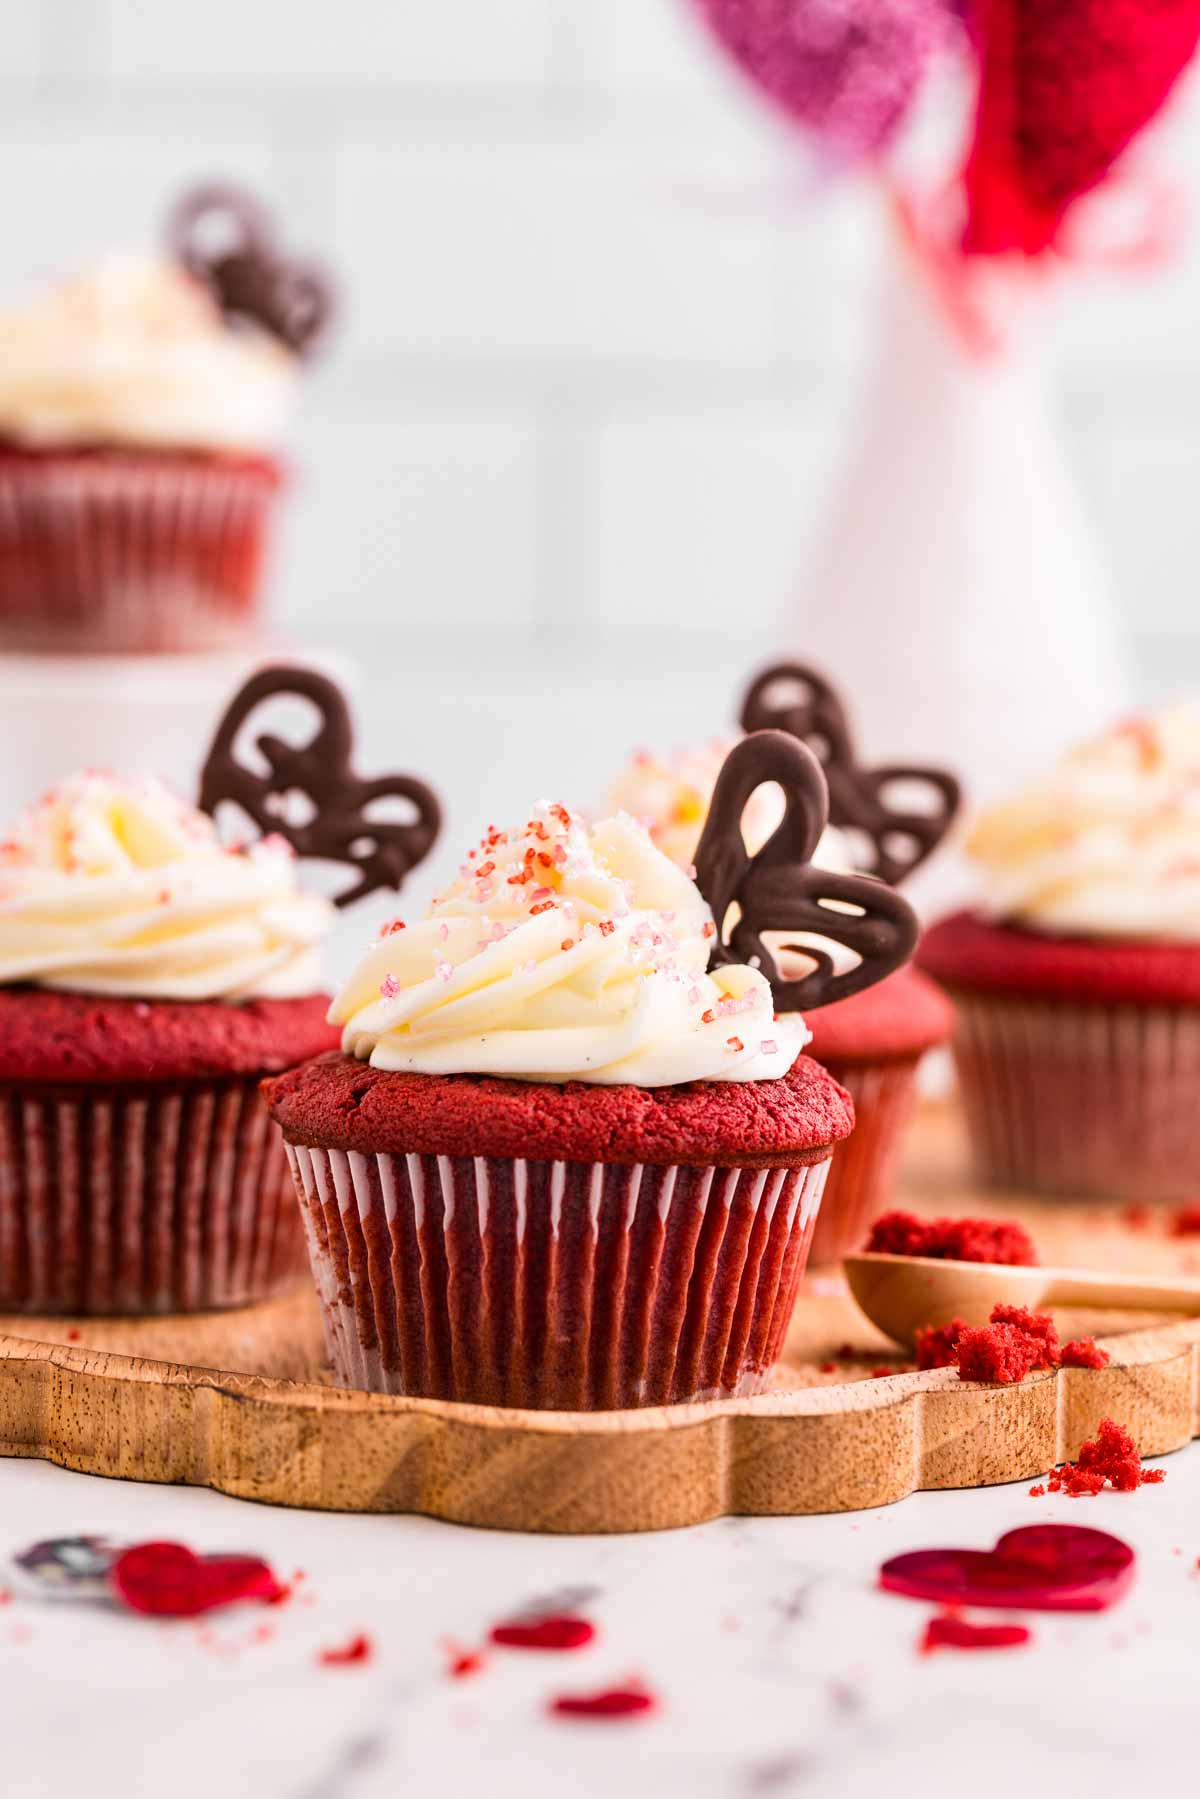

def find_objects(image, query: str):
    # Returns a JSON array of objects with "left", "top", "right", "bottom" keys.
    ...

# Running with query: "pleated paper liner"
[
  {"left": 806, "top": 1055, "right": 922, "bottom": 1266},
  {"left": 287, "top": 1146, "right": 827, "bottom": 1409},
  {"left": 0, "top": 450, "right": 279, "bottom": 653},
  {"left": 0, "top": 1078, "right": 307, "bottom": 1314}
]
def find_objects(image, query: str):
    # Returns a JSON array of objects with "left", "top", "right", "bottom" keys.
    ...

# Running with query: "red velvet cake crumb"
[
  {"left": 915, "top": 1318, "right": 968, "bottom": 1371},
  {"left": 1061, "top": 1338, "right": 1110, "bottom": 1370},
  {"left": 920, "top": 1612, "right": 1031, "bottom": 1654},
  {"left": 865, "top": 1210, "right": 1038, "bottom": 1266},
  {"left": 1169, "top": 1206, "right": 1200, "bottom": 1237},
  {"left": 1046, "top": 1419, "right": 1165, "bottom": 1497},
  {"left": 956, "top": 1306, "right": 1059, "bottom": 1385}
]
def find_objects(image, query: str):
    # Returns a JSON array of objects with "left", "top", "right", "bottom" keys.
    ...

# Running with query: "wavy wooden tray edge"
[{"left": 2, "top": 1318, "right": 1197, "bottom": 1533}]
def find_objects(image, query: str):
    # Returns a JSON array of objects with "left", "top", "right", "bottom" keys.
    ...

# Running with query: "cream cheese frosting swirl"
[
  {"left": 0, "top": 772, "right": 331, "bottom": 1000},
  {"left": 969, "top": 706, "right": 1200, "bottom": 941},
  {"left": 331, "top": 800, "right": 808, "bottom": 1085},
  {"left": 0, "top": 255, "right": 296, "bottom": 453},
  {"left": 607, "top": 738, "right": 850, "bottom": 873}
]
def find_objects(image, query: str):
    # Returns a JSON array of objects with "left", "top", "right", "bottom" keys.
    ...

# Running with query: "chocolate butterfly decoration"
[
  {"left": 740, "top": 662, "right": 960, "bottom": 887},
  {"left": 694, "top": 731, "right": 918, "bottom": 1012},
  {"left": 198, "top": 665, "right": 441, "bottom": 909},
  {"left": 167, "top": 183, "right": 335, "bottom": 359}
]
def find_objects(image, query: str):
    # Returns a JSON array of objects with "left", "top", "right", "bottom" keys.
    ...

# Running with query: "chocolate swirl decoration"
[
  {"left": 198, "top": 666, "right": 441, "bottom": 909},
  {"left": 166, "top": 183, "right": 335, "bottom": 359},
  {"left": 694, "top": 732, "right": 918, "bottom": 1012},
  {"left": 740, "top": 662, "right": 960, "bottom": 887}
]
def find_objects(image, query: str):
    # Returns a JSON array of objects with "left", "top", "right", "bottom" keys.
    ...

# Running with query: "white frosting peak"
[
  {"left": 0, "top": 255, "right": 296, "bottom": 452},
  {"left": 0, "top": 772, "right": 331, "bottom": 999},
  {"left": 969, "top": 705, "right": 1200, "bottom": 940},
  {"left": 331, "top": 800, "right": 808, "bottom": 1086}
]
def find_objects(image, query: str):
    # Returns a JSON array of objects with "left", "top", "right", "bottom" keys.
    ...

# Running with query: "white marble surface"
[{"left": 2, "top": 1444, "right": 1197, "bottom": 1799}]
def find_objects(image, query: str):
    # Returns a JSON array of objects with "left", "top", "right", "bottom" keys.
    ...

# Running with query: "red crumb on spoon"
[{"left": 865, "top": 1211, "right": 1038, "bottom": 1265}]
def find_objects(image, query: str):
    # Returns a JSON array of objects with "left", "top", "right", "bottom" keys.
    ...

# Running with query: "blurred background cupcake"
[
  {"left": 0, "top": 183, "right": 333, "bottom": 657},
  {"left": 920, "top": 707, "right": 1200, "bottom": 1202}
]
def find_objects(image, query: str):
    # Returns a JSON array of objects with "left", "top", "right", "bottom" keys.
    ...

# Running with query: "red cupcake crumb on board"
[
  {"left": 920, "top": 1612, "right": 1031, "bottom": 1654},
  {"left": 915, "top": 1318, "right": 968, "bottom": 1371},
  {"left": 490, "top": 1615, "right": 595, "bottom": 1652},
  {"left": 865, "top": 1211, "right": 1038, "bottom": 1266},
  {"left": 1169, "top": 1206, "right": 1200, "bottom": 1237},
  {"left": 1061, "top": 1338, "right": 1110, "bottom": 1370},
  {"left": 1029, "top": 1485, "right": 1046, "bottom": 1497},
  {"left": 550, "top": 1683, "right": 657, "bottom": 1721},
  {"left": 870, "top": 1366, "right": 898, "bottom": 1379},
  {"left": 1044, "top": 1419, "right": 1165, "bottom": 1497},
  {"left": 956, "top": 1306, "right": 1060, "bottom": 1385},
  {"left": 318, "top": 1633, "right": 374, "bottom": 1666}
]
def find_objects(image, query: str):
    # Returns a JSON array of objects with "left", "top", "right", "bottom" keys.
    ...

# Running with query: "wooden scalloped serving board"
[{"left": 2, "top": 1106, "right": 1199, "bottom": 1533}]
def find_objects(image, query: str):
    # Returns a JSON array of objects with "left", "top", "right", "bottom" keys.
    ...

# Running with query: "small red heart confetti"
[
  {"left": 920, "top": 1612, "right": 1031, "bottom": 1654},
  {"left": 490, "top": 1615, "right": 595, "bottom": 1652},
  {"left": 881, "top": 1524, "right": 1134, "bottom": 1613},
  {"left": 549, "top": 1682, "right": 657, "bottom": 1721},
  {"left": 318, "top": 1633, "right": 373, "bottom": 1667},
  {"left": 109, "top": 1543, "right": 284, "bottom": 1617}
]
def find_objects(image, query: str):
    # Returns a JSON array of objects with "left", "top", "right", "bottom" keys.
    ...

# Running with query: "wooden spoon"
[{"left": 843, "top": 1252, "right": 1200, "bottom": 1349}]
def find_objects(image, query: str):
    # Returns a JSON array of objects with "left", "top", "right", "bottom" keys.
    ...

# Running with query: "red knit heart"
[
  {"left": 110, "top": 1542, "right": 284, "bottom": 1617},
  {"left": 881, "top": 1524, "right": 1135, "bottom": 1612},
  {"left": 963, "top": 0, "right": 1200, "bottom": 253}
]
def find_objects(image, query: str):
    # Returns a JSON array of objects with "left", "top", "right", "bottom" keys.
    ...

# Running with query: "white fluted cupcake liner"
[
  {"left": 806, "top": 1055, "right": 922, "bottom": 1265},
  {"left": 950, "top": 991, "right": 1200, "bottom": 1202},
  {"left": 0, "top": 1078, "right": 306, "bottom": 1313},
  {"left": 285, "top": 1145, "right": 829, "bottom": 1409},
  {"left": 0, "top": 452, "right": 279, "bottom": 653}
]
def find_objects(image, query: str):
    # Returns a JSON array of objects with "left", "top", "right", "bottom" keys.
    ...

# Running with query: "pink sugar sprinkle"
[
  {"left": 687, "top": 864, "right": 697, "bottom": 880},
  {"left": 760, "top": 1038, "right": 778, "bottom": 1055},
  {"left": 531, "top": 886, "right": 553, "bottom": 903},
  {"left": 379, "top": 974, "right": 399, "bottom": 1000},
  {"left": 435, "top": 961, "right": 454, "bottom": 983},
  {"left": 439, "top": 922, "right": 449, "bottom": 941},
  {"left": 688, "top": 986, "right": 702, "bottom": 1005}
]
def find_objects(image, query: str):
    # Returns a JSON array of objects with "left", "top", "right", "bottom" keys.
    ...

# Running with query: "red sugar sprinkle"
[
  {"left": 318, "top": 1633, "right": 374, "bottom": 1667},
  {"left": 489, "top": 1614, "right": 595, "bottom": 1652},
  {"left": 476, "top": 860, "right": 495, "bottom": 878},
  {"left": 726, "top": 1036, "right": 745, "bottom": 1053},
  {"left": 920, "top": 1612, "right": 1031, "bottom": 1654},
  {"left": 1061, "top": 1338, "right": 1110, "bottom": 1370},
  {"left": 1046, "top": 1419, "right": 1165, "bottom": 1497},
  {"left": 550, "top": 1683, "right": 656, "bottom": 1721},
  {"left": 530, "top": 901, "right": 555, "bottom": 916},
  {"left": 914, "top": 1318, "right": 968, "bottom": 1371},
  {"left": 382, "top": 918, "right": 406, "bottom": 934},
  {"left": 866, "top": 1210, "right": 1038, "bottom": 1266},
  {"left": 598, "top": 919, "right": 616, "bottom": 936},
  {"left": 701, "top": 921, "right": 716, "bottom": 939},
  {"left": 561, "top": 939, "right": 574, "bottom": 952},
  {"left": 701, "top": 1009, "right": 716, "bottom": 1024}
]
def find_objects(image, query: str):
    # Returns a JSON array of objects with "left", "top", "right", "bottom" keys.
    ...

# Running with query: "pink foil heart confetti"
[{"left": 881, "top": 1524, "right": 1135, "bottom": 1614}]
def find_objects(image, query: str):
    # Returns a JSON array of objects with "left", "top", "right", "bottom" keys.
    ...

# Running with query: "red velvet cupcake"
[
  {"left": 919, "top": 709, "right": 1200, "bottom": 1201},
  {"left": 0, "top": 185, "right": 332, "bottom": 655},
  {"left": 801, "top": 966, "right": 952, "bottom": 1264},
  {"left": 265, "top": 734, "right": 917, "bottom": 1408}
]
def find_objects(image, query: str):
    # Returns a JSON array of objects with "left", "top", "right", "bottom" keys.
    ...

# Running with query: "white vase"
[{"left": 789, "top": 220, "right": 1129, "bottom": 826}]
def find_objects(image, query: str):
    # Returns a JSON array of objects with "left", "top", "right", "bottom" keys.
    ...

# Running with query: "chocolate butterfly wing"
[
  {"left": 198, "top": 664, "right": 441, "bottom": 908},
  {"left": 739, "top": 660, "right": 960, "bottom": 885},
  {"left": 694, "top": 731, "right": 918, "bottom": 1012}
]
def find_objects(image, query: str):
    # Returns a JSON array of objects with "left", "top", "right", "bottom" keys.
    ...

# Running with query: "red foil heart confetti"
[
  {"left": 549, "top": 1682, "right": 658, "bottom": 1721},
  {"left": 881, "top": 1524, "right": 1135, "bottom": 1613},
  {"left": 318, "top": 1633, "right": 374, "bottom": 1667},
  {"left": 109, "top": 1542, "right": 286, "bottom": 1618},
  {"left": 920, "top": 1612, "right": 1032, "bottom": 1654},
  {"left": 490, "top": 1614, "right": 596, "bottom": 1652}
]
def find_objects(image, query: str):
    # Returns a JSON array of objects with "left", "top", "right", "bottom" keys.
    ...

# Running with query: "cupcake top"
[
  {"left": 0, "top": 254, "right": 297, "bottom": 454},
  {"left": 331, "top": 799, "right": 809, "bottom": 1086},
  {"left": 967, "top": 706, "right": 1200, "bottom": 942},
  {"left": 0, "top": 771, "right": 332, "bottom": 1001},
  {"left": 607, "top": 738, "right": 849, "bottom": 873}
]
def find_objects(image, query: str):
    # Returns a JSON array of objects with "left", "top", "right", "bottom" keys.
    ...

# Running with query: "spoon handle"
[{"left": 1045, "top": 1271, "right": 1200, "bottom": 1312}]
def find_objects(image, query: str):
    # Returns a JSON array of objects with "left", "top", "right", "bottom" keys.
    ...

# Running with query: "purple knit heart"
[{"left": 687, "top": 0, "right": 951, "bottom": 163}]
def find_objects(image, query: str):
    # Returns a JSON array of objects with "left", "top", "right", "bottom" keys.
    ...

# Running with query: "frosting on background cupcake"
[
  {"left": 0, "top": 771, "right": 331, "bottom": 999},
  {"left": 967, "top": 706, "right": 1200, "bottom": 941},
  {"left": 331, "top": 799, "right": 808, "bottom": 1085},
  {"left": 0, "top": 255, "right": 297, "bottom": 453}
]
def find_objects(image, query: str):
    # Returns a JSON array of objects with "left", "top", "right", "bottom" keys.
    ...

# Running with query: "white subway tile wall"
[{"left": 2, "top": 0, "right": 1199, "bottom": 697}]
